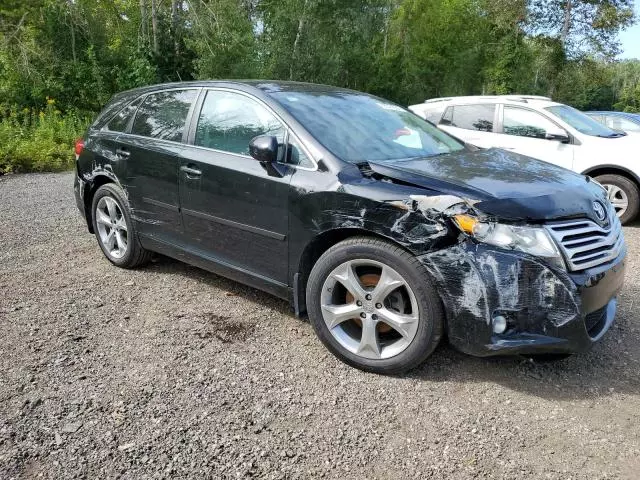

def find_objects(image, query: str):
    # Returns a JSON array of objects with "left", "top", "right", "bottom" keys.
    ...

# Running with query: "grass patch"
[{"left": 0, "top": 101, "right": 91, "bottom": 174}]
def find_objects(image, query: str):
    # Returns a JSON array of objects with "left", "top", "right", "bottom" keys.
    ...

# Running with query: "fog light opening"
[{"left": 492, "top": 315, "right": 508, "bottom": 334}]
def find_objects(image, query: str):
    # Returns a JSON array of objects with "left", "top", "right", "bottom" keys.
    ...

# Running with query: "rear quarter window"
[
  {"left": 441, "top": 104, "right": 495, "bottom": 132},
  {"left": 423, "top": 107, "right": 446, "bottom": 124},
  {"left": 105, "top": 97, "right": 143, "bottom": 133}
]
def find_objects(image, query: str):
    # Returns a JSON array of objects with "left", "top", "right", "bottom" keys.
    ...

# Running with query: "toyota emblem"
[{"left": 593, "top": 201, "right": 607, "bottom": 222}]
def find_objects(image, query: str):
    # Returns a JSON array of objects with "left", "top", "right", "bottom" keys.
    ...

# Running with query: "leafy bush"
[{"left": 0, "top": 100, "right": 90, "bottom": 174}]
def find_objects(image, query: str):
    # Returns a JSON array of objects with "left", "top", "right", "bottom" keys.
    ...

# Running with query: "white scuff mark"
[
  {"left": 476, "top": 253, "right": 519, "bottom": 309},
  {"left": 325, "top": 210, "right": 365, "bottom": 228},
  {"left": 461, "top": 271, "right": 485, "bottom": 319},
  {"left": 452, "top": 251, "right": 491, "bottom": 322},
  {"left": 390, "top": 211, "right": 412, "bottom": 234}
]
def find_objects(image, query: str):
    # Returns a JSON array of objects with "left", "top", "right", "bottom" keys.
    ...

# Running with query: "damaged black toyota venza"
[{"left": 74, "top": 81, "right": 626, "bottom": 374}]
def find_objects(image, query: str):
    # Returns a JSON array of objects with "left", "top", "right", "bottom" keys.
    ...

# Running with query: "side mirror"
[
  {"left": 249, "top": 135, "right": 278, "bottom": 163},
  {"left": 545, "top": 128, "right": 570, "bottom": 143}
]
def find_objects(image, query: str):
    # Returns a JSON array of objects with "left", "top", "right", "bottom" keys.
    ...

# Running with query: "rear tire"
[
  {"left": 91, "top": 184, "right": 151, "bottom": 268},
  {"left": 595, "top": 174, "right": 639, "bottom": 224},
  {"left": 306, "top": 237, "right": 444, "bottom": 375}
]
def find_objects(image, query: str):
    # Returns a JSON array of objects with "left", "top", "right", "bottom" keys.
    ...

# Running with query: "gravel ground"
[{"left": 1, "top": 172, "right": 639, "bottom": 479}]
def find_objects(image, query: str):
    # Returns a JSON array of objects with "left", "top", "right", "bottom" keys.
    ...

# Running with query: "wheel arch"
[
  {"left": 83, "top": 174, "right": 117, "bottom": 233},
  {"left": 582, "top": 165, "right": 640, "bottom": 189},
  {"left": 294, "top": 228, "right": 415, "bottom": 316}
]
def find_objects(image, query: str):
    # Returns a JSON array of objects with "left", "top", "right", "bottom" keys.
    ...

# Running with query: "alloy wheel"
[
  {"left": 603, "top": 183, "right": 629, "bottom": 218},
  {"left": 320, "top": 260, "right": 420, "bottom": 360},
  {"left": 95, "top": 196, "right": 128, "bottom": 259}
]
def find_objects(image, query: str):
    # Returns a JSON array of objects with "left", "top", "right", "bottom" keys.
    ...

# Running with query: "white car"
[{"left": 409, "top": 95, "right": 640, "bottom": 223}]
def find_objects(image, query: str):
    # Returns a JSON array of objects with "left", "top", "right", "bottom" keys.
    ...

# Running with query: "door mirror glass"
[
  {"left": 249, "top": 135, "right": 278, "bottom": 163},
  {"left": 545, "top": 127, "right": 570, "bottom": 143}
]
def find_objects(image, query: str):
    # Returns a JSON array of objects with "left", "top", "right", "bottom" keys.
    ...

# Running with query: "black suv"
[{"left": 74, "top": 81, "right": 626, "bottom": 374}]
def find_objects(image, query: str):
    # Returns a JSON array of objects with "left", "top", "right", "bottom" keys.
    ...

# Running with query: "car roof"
[
  {"left": 112, "top": 80, "right": 357, "bottom": 99},
  {"left": 413, "top": 95, "right": 563, "bottom": 109},
  {"left": 586, "top": 111, "right": 640, "bottom": 119}
]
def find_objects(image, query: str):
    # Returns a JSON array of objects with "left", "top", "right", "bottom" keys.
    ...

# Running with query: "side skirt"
[{"left": 139, "top": 233, "right": 292, "bottom": 302}]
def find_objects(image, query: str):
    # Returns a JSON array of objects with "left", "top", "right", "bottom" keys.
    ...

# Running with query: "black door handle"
[
  {"left": 115, "top": 148, "right": 130, "bottom": 158},
  {"left": 180, "top": 165, "right": 202, "bottom": 177}
]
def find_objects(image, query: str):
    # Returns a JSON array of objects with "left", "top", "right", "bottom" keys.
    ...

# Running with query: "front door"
[
  {"left": 178, "top": 89, "right": 291, "bottom": 283},
  {"left": 497, "top": 105, "right": 574, "bottom": 171}
]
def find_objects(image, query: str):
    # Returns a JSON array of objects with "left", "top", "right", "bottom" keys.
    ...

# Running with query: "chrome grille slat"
[{"left": 545, "top": 204, "right": 625, "bottom": 271}]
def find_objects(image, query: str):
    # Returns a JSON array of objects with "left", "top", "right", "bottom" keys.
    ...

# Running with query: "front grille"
[
  {"left": 584, "top": 305, "right": 607, "bottom": 338},
  {"left": 545, "top": 205, "right": 624, "bottom": 271}
]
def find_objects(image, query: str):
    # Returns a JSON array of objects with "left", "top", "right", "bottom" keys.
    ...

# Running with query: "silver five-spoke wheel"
[
  {"left": 320, "top": 259, "right": 419, "bottom": 360},
  {"left": 603, "top": 183, "right": 629, "bottom": 218},
  {"left": 95, "top": 196, "right": 128, "bottom": 259}
]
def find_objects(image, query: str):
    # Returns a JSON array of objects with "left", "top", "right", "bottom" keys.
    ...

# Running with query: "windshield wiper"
[{"left": 597, "top": 132, "right": 627, "bottom": 138}]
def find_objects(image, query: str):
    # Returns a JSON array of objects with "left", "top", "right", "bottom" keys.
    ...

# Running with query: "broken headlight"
[{"left": 453, "top": 215, "right": 564, "bottom": 268}]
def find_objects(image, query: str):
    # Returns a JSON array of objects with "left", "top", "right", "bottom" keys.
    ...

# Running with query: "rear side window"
[
  {"left": 131, "top": 89, "right": 198, "bottom": 142},
  {"left": 106, "top": 98, "right": 142, "bottom": 132},
  {"left": 441, "top": 104, "right": 495, "bottom": 132},
  {"left": 423, "top": 107, "right": 445, "bottom": 124},
  {"left": 503, "top": 107, "right": 558, "bottom": 139},
  {"left": 194, "top": 90, "right": 285, "bottom": 156}
]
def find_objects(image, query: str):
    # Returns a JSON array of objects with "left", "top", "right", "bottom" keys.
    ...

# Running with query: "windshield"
[
  {"left": 546, "top": 105, "right": 622, "bottom": 138},
  {"left": 269, "top": 90, "right": 465, "bottom": 163}
]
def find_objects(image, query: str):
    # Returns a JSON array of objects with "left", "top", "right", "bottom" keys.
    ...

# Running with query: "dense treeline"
[{"left": 0, "top": 0, "right": 639, "bottom": 172}]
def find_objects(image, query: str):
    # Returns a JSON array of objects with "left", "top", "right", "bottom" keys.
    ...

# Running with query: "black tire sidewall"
[
  {"left": 306, "top": 238, "right": 443, "bottom": 374},
  {"left": 91, "top": 184, "right": 139, "bottom": 267},
  {"left": 595, "top": 174, "right": 639, "bottom": 224}
]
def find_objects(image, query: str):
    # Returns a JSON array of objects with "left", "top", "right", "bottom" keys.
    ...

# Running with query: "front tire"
[
  {"left": 595, "top": 174, "right": 639, "bottom": 224},
  {"left": 91, "top": 184, "right": 151, "bottom": 268},
  {"left": 306, "top": 237, "right": 444, "bottom": 374}
]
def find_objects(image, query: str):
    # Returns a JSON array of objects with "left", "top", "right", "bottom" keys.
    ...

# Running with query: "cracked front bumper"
[{"left": 419, "top": 241, "right": 626, "bottom": 357}]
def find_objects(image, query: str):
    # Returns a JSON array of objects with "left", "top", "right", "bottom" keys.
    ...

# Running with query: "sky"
[{"left": 619, "top": 3, "right": 640, "bottom": 59}]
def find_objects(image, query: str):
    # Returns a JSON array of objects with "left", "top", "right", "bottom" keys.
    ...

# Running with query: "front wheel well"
[
  {"left": 295, "top": 229, "right": 413, "bottom": 316},
  {"left": 583, "top": 166, "right": 640, "bottom": 190},
  {"left": 84, "top": 175, "right": 115, "bottom": 233}
]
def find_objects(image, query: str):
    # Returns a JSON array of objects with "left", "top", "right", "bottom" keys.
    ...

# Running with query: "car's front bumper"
[{"left": 419, "top": 241, "right": 626, "bottom": 357}]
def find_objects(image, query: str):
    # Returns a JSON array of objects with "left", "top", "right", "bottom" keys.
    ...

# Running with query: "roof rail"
[{"left": 424, "top": 94, "right": 552, "bottom": 104}]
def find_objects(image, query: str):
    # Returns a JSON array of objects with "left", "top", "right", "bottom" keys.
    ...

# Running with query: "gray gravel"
[{"left": 1, "top": 172, "right": 639, "bottom": 479}]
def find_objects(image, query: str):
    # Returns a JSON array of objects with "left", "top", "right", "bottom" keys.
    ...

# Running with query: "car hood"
[{"left": 368, "top": 148, "right": 608, "bottom": 223}]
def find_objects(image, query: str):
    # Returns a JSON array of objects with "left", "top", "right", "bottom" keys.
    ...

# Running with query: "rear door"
[
  {"left": 496, "top": 104, "right": 574, "bottom": 170},
  {"left": 178, "top": 89, "right": 292, "bottom": 283},
  {"left": 438, "top": 103, "right": 501, "bottom": 148},
  {"left": 116, "top": 88, "right": 199, "bottom": 244}
]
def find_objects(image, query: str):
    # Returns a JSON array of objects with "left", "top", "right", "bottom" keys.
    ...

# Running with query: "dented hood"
[{"left": 368, "top": 148, "right": 607, "bottom": 222}]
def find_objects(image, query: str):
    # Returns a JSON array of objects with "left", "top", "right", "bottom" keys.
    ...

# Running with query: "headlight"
[{"left": 453, "top": 215, "right": 564, "bottom": 268}]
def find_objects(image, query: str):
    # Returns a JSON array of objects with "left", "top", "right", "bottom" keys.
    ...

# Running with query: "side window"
[
  {"left": 447, "top": 104, "right": 495, "bottom": 132},
  {"left": 424, "top": 107, "right": 445, "bottom": 124},
  {"left": 440, "top": 106, "right": 453, "bottom": 126},
  {"left": 609, "top": 116, "right": 640, "bottom": 132},
  {"left": 106, "top": 98, "right": 142, "bottom": 132},
  {"left": 285, "top": 136, "right": 314, "bottom": 168},
  {"left": 604, "top": 116, "right": 616, "bottom": 129},
  {"left": 503, "top": 107, "right": 558, "bottom": 139},
  {"left": 131, "top": 89, "right": 198, "bottom": 142},
  {"left": 195, "top": 90, "right": 285, "bottom": 156}
]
